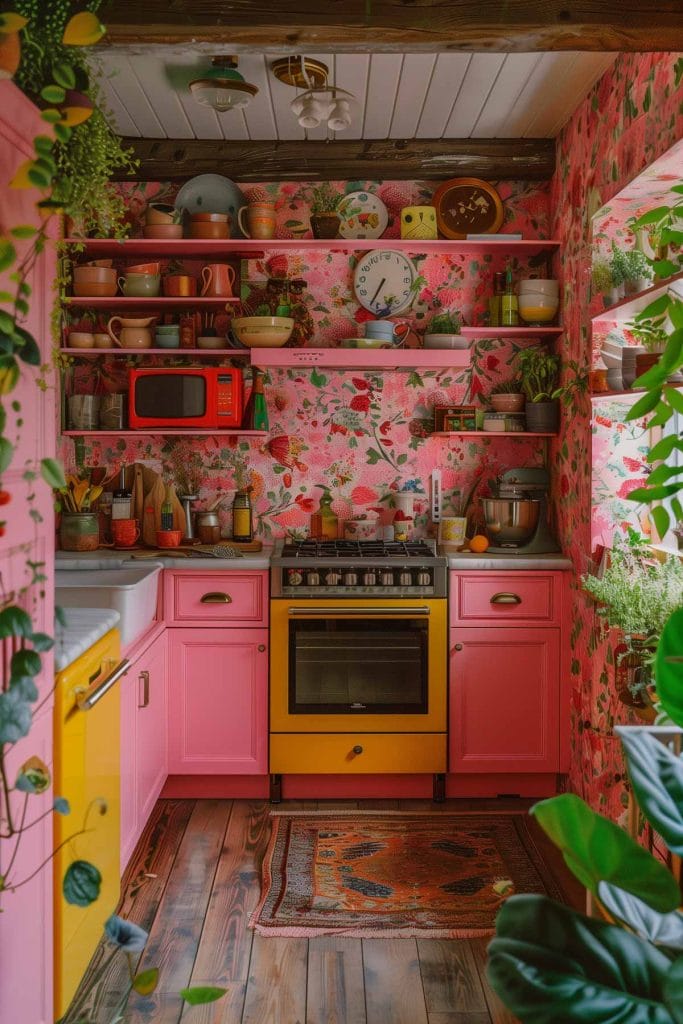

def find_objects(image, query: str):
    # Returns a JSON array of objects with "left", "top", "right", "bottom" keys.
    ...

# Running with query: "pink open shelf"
[
  {"left": 250, "top": 348, "right": 470, "bottom": 369},
  {"left": 62, "top": 429, "right": 267, "bottom": 437},
  {"left": 64, "top": 237, "right": 560, "bottom": 258},
  {"left": 460, "top": 326, "right": 563, "bottom": 338},
  {"left": 61, "top": 347, "right": 246, "bottom": 357},
  {"left": 433, "top": 430, "right": 557, "bottom": 437},
  {"left": 591, "top": 270, "right": 683, "bottom": 325},
  {"left": 63, "top": 297, "right": 240, "bottom": 308}
]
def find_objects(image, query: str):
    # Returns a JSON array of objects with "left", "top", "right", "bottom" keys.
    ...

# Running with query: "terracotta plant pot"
[
  {"left": 310, "top": 213, "right": 340, "bottom": 239},
  {"left": 490, "top": 393, "right": 525, "bottom": 413}
]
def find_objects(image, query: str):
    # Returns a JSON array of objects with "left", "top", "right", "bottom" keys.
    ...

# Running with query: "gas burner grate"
[{"left": 279, "top": 539, "right": 437, "bottom": 559}]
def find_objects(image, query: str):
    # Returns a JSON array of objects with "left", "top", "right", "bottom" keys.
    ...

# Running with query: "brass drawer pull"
[
  {"left": 352, "top": 745, "right": 363, "bottom": 755},
  {"left": 453, "top": 643, "right": 463, "bottom": 652},
  {"left": 138, "top": 670, "right": 150, "bottom": 709},
  {"left": 258, "top": 644, "right": 266, "bottom": 652},
  {"left": 200, "top": 592, "right": 232, "bottom": 604},
  {"left": 490, "top": 592, "right": 522, "bottom": 605}
]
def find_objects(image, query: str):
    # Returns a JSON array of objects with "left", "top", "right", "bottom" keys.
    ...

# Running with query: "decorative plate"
[
  {"left": 432, "top": 178, "right": 504, "bottom": 239},
  {"left": 174, "top": 174, "right": 248, "bottom": 238},
  {"left": 338, "top": 191, "right": 389, "bottom": 240}
]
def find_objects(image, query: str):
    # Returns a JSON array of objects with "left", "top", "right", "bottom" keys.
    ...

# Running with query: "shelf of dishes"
[
  {"left": 248, "top": 348, "right": 471, "bottom": 369},
  {"left": 62, "top": 429, "right": 268, "bottom": 437},
  {"left": 63, "top": 297, "right": 240, "bottom": 308},
  {"left": 64, "top": 238, "right": 561, "bottom": 257},
  {"left": 60, "top": 347, "right": 249, "bottom": 357}
]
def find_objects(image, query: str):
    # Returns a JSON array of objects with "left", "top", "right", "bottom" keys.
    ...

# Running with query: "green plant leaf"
[
  {"left": 531, "top": 792, "right": 681, "bottom": 910},
  {"left": 132, "top": 968, "right": 159, "bottom": 996},
  {"left": 0, "top": 436, "right": 13, "bottom": 473},
  {"left": 40, "top": 84, "right": 66, "bottom": 105},
  {"left": 0, "top": 239, "right": 16, "bottom": 272},
  {"left": 487, "top": 894, "right": 674, "bottom": 1024},
  {"left": 62, "top": 11, "right": 106, "bottom": 46},
  {"left": 40, "top": 457, "right": 66, "bottom": 489},
  {"left": 15, "top": 755, "right": 50, "bottom": 794},
  {"left": 63, "top": 860, "right": 102, "bottom": 907},
  {"left": 637, "top": 294, "right": 672, "bottom": 319},
  {"left": 33, "top": 135, "right": 54, "bottom": 157},
  {"left": 13, "top": 326, "right": 40, "bottom": 366},
  {"left": 620, "top": 729, "right": 683, "bottom": 856},
  {"left": 0, "top": 604, "right": 32, "bottom": 638},
  {"left": 52, "top": 62, "right": 76, "bottom": 90},
  {"left": 180, "top": 987, "right": 227, "bottom": 1006},
  {"left": 0, "top": 689, "right": 32, "bottom": 743},
  {"left": 40, "top": 109, "right": 62, "bottom": 125},
  {"left": 664, "top": 957, "right": 683, "bottom": 1023},
  {"left": 10, "top": 675, "right": 38, "bottom": 702},
  {"left": 651, "top": 505, "right": 671, "bottom": 540},
  {"left": 666, "top": 387, "right": 683, "bottom": 414},
  {"left": 629, "top": 484, "right": 681, "bottom": 502},
  {"left": 598, "top": 881, "right": 683, "bottom": 951},
  {"left": 54, "top": 797, "right": 70, "bottom": 815},
  {"left": 631, "top": 206, "right": 671, "bottom": 227},
  {"left": 649, "top": 433, "right": 683, "bottom": 463},
  {"left": 9, "top": 225, "right": 37, "bottom": 240},
  {"left": 27, "top": 165, "right": 52, "bottom": 189},
  {"left": 30, "top": 632, "right": 54, "bottom": 652},
  {"left": 627, "top": 388, "right": 664, "bottom": 420},
  {"left": 656, "top": 607, "right": 683, "bottom": 729},
  {"left": 11, "top": 649, "right": 41, "bottom": 679}
]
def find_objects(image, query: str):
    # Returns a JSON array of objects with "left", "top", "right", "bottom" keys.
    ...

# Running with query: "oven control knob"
[
  {"left": 362, "top": 571, "right": 377, "bottom": 587},
  {"left": 416, "top": 571, "right": 431, "bottom": 586},
  {"left": 325, "top": 570, "right": 341, "bottom": 586},
  {"left": 379, "top": 570, "right": 394, "bottom": 587},
  {"left": 344, "top": 571, "right": 358, "bottom": 586},
  {"left": 399, "top": 571, "right": 412, "bottom": 586},
  {"left": 288, "top": 570, "right": 303, "bottom": 586},
  {"left": 307, "top": 571, "right": 321, "bottom": 586},
  {"left": 352, "top": 745, "right": 363, "bottom": 755}
]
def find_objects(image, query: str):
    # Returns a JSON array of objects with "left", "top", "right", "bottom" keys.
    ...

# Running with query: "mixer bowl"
[{"left": 481, "top": 498, "right": 540, "bottom": 547}]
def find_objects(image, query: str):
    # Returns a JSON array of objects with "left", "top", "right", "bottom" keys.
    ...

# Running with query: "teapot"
[{"left": 107, "top": 315, "right": 156, "bottom": 349}]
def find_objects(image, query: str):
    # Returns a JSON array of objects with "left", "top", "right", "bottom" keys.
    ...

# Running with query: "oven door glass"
[{"left": 289, "top": 616, "right": 428, "bottom": 714}]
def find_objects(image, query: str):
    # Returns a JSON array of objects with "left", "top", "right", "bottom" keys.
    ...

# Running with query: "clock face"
[{"left": 353, "top": 249, "right": 416, "bottom": 316}]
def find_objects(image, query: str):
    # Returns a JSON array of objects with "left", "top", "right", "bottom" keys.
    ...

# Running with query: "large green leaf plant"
[{"left": 487, "top": 186, "right": 683, "bottom": 1022}]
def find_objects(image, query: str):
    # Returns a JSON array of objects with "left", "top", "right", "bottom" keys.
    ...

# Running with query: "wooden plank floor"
[{"left": 64, "top": 798, "right": 582, "bottom": 1024}]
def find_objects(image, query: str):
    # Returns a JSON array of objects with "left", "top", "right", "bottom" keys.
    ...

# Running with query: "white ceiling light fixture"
[
  {"left": 271, "top": 55, "right": 356, "bottom": 133},
  {"left": 189, "top": 56, "right": 258, "bottom": 113}
]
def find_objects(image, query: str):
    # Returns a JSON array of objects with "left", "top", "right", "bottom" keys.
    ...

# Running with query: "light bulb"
[{"left": 328, "top": 98, "right": 351, "bottom": 131}]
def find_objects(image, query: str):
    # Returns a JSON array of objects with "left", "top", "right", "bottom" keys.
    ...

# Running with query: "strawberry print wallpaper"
[
  {"left": 63, "top": 178, "right": 551, "bottom": 538},
  {"left": 552, "top": 51, "right": 683, "bottom": 823}
]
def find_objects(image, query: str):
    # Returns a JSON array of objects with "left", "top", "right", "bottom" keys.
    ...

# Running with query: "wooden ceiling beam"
[
  {"left": 100, "top": 1, "right": 683, "bottom": 52},
  {"left": 116, "top": 137, "right": 556, "bottom": 182}
]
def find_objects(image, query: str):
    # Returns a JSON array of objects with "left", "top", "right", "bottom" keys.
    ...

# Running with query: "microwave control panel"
[{"left": 216, "top": 372, "right": 242, "bottom": 424}]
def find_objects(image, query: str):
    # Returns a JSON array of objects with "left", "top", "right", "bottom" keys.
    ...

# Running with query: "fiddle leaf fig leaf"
[
  {"left": 656, "top": 607, "right": 683, "bottom": 730},
  {"left": 598, "top": 881, "right": 683, "bottom": 952},
  {"left": 531, "top": 792, "right": 681, "bottom": 910},
  {"left": 621, "top": 730, "right": 683, "bottom": 857},
  {"left": 63, "top": 860, "right": 101, "bottom": 906},
  {"left": 487, "top": 894, "right": 675, "bottom": 1024}
]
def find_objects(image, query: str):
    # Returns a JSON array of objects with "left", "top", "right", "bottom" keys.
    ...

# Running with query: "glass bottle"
[
  {"left": 501, "top": 264, "right": 519, "bottom": 326},
  {"left": 111, "top": 466, "right": 131, "bottom": 520},
  {"left": 488, "top": 271, "right": 505, "bottom": 327},
  {"left": 232, "top": 489, "right": 253, "bottom": 543},
  {"left": 243, "top": 370, "right": 269, "bottom": 431},
  {"left": 317, "top": 486, "right": 338, "bottom": 540}
]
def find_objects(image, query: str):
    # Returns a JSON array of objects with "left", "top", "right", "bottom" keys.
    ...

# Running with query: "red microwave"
[{"left": 128, "top": 367, "right": 243, "bottom": 429}]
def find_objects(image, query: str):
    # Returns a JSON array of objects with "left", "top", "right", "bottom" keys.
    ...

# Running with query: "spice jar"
[
  {"left": 232, "top": 489, "right": 253, "bottom": 543},
  {"left": 196, "top": 510, "right": 220, "bottom": 545}
]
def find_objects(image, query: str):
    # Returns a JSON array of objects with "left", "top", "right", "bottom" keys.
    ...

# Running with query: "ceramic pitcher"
[
  {"left": 107, "top": 315, "right": 155, "bottom": 349},
  {"left": 237, "top": 201, "right": 276, "bottom": 240},
  {"left": 201, "top": 263, "right": 236, "bottom": 298}
]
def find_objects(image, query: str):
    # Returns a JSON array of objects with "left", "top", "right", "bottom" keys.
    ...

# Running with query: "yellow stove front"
[{"left": 53, "top": 628, "right": 122, "bottom": 1018}]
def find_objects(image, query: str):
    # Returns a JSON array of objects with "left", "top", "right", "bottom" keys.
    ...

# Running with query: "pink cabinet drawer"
[
  {"left": 165, "top": 571, "right": 268, "bottom": 626},
  {"left": 450, "top": 572, "right": 560, "bottom": 626}
]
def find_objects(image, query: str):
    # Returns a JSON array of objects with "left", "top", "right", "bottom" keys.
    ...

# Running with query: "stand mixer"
[{"left": 481, "top": 467, "right": 560, "bottom": 554}]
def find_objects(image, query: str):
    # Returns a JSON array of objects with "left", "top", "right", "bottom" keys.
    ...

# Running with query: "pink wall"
[
  {"left": 64, "top": 179, "right": 551, "bottom": 538},
  {"left": 552, "top": 52, "right": 683, "bottom": 821}
]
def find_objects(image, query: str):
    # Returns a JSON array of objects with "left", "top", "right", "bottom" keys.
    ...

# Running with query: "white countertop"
[
  {"left": 54, "top": 607, "right": 121, "bottom": 672},
  {"left": 56, "top": 548, "right": 273, "bottom": 571},
  {"left": 443, "top": 549, "right": 572, "bottom": 571}
]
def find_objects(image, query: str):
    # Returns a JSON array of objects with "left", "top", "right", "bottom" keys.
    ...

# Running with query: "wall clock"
[{"left": 353, "top": 249, "right": 416, "bottom": 316}]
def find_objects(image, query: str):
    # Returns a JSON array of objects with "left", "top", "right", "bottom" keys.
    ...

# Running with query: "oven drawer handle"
[
  {"left": 77, "top": 659, "right": 131, "bottom": 711},
  {"left": 287, "top": 606, "right": 430, "bottom": 616},
  {"left": 201, "top": 592, "right": 232, "bottom": 604},
  {"left": 490, "top": 592, "right": 522, "bottom": 605}
]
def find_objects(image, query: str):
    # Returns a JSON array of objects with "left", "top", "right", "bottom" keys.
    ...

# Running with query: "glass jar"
[{"left": 60, "top": 512, "right": 99, "bottom": 552}]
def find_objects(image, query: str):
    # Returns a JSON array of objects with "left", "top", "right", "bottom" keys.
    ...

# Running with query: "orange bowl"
[
  {"left": 156, "top": 529, "right": 182, "bottom": 548},
  {"left": 143, "top": 224, "right": 183, "bottom": 239},
  {"left": 127, "top": 262, "right": 161, "bottom": 275},
  {"left": 190, "top": 212, "right": 230, "bottom": 223},
  {"left": 188, "top": 222, "right": 231, "bottom": 240}
]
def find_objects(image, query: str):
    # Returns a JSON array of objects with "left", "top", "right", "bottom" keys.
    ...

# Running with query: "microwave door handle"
[{"left": 287, "top": 606, "right": 430, "bottom": 616}]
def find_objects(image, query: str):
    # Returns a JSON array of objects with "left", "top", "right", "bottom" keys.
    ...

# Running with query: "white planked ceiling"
[{"left": 93, "top": 50, "right": 615, "bottom": 142}]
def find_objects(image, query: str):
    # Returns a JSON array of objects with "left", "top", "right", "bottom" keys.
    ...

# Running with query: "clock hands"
[{"left": 369, "top": 277, "right": 386, "bottom": 307}]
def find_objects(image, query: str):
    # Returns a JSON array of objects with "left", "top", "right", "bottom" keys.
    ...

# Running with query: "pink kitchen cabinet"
[
  {"left": 449, "top": 627, "right": 561, "bottom": 773},
  {"left": 168, "top": 628, "right": 268, "bottom": 774},
  {"left": 120, "top": 629, "right": 168, "bottom": 870}
]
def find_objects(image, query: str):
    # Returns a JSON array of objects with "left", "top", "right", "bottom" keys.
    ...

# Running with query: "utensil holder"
[{"left": 67, "top": 394, "right": 100, "bottom": 431}]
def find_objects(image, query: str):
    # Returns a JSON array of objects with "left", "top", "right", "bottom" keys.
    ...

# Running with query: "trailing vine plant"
[{"left": 0, "top": 5, "right": 225, "bottom": 1017}]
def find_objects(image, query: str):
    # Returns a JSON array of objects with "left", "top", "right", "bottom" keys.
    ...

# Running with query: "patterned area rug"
[{"left": 250, "top": 810, "right": 565, "bottom": 938}]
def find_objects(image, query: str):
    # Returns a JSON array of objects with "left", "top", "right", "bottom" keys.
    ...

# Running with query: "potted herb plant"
[
  {"left": 423, "top": 310, "right": 467, "bottom": 350},
  {"left": 515, "top": 346, "right": 561, "bottom": 432},
  {"left": 591, "top": 256, "right": 613, "bottom": 306},
  {"left": 628, "top": 299, "right": 671, "bottom": 377},
  {"left": 489, "top": 377, "right": 525, "bottom": 414},
  {"left": 608, "top": 244, "right": 628, "bottom": 303},
  {"left": 309, "top": 182, "right": 343, "bottom": 239},
  {"left": 622, "top": 248, "right": 653, "bottom": 294}
]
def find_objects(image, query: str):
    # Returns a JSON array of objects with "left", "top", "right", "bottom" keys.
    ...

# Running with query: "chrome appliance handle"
[
  {"left": 287, "top": 606, "right": 430, "bottom": 616},
  {"left": 77, "top": 659, "right": 131, "bottom": 711},
  {"left": 201, "top": 591, "right": 232, "bottom": 604},
  {"left": 490, "top": 592, "right": 522, "bottom": 605},
  {"left": 138, "top": 670, "right": 150, "bottom": 709}
]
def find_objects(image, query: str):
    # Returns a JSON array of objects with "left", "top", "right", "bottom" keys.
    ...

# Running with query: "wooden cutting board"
[
  {"left": 142, "top": 475, "right": 166, "bottom": 546},
  {"left": 131, "top": 538, "right": 263, "bottom": 558}
]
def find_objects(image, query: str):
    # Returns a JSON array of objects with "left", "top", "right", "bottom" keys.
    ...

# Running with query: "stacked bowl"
[
  {"left": 518, "top": 278, "right": 560, "bottom": 326},
  {"left": 601, "top": 339, "right": 624, "bottom": 391}
]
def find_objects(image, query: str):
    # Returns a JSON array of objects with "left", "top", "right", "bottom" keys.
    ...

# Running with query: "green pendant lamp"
[{"left": 190, "top": 56, "right": 258, "bottom": 113}]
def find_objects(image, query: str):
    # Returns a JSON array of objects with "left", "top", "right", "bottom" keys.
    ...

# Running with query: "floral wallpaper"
[
  {"left": 63, "top": 178, "right": 551, "bottom": 538},
  {"left": 552, "top": 51, "right": 683, "bottom": 822}
]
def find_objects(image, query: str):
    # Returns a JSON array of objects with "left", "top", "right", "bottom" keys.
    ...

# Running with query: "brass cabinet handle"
[
  {"left": 200, "top": 592, "right": 232, "bottom": 604},
  {"left": 490, "top": 592, "right": 522, "bottom": 605},
  {"left": 258, "top": 644, "right": 266, "bottom": 652},
  {"left": 138, "top": 670, "right": 150, "bottom": 709},
  {"left": 352, "top": 745, "right": 363, "bottom": 755},
  {"left": 453, "top": 643, "right": 463, "bottom": 652}
]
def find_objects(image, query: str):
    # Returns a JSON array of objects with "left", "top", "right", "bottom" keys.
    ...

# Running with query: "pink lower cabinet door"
[
  {"left": 168, "top": 628, "right": 268, "bottom": 774},
  {"left": 449, "top": 627, "right": 560, "bottom": 773},
  {"left": 135, "top": 632, "right": 168, "bottom": 829}
]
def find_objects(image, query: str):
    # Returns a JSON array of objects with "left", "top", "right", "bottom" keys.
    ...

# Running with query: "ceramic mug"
[
  {"left": 107, "top": 316, "right": 156, "bottom": 349},
  {"left": 365, "top": 319, "right": 398, "bottom": 341},
  {"left": 118, "top": 273, "right": 161, "bottom": 297},
  {"left": 111, "top": 518, "right": 140, "bottom": 547},
  {"left": 163, "top": 274, "right": 196, "bottom": 297},
  {"left": 201, "top": 263, "right": 236, "bottom": 297},
  {"left": 237, "top": 201, "right": 276, "bottom": 240},
  {"left": 145, "top": 202, "right": 180, "bottom": 226},
  {"left": 155, "top": 326, "right": 180, "bottom": 348}
]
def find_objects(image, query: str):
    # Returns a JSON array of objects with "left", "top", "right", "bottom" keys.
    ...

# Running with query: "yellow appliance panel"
[
  {"left": 54, "top": 629, "right": 122, "bottom": 1018},
  {"left": 270, "top": 598, "right": 447, "bottom": 733},
  {"left": 270, "top": 732, "right": 446, "bottom": 773}
]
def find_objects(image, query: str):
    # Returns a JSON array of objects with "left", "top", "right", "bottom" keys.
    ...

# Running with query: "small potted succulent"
[
  {"left": 489, "top": 377, "right": 525, "bottom": 414},
  {"left": 608, "top": 244, "right": 628, "bottom": 303},
  {"left": 622, "top": 248, "right": 652, "bottom": 294},
  {"left": 309, "top": 183, "right": 343, "bottom": 239},
  {"left": 591, "top": 256, "right": 612, "bottom": 306},
  {"left": 423, "top": 309, "right": 467, "bottom": 350}
]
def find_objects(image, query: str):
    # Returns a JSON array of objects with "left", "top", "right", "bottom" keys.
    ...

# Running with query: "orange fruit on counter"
[{"left": 469, "top": 534, "right": 490, "bottom": 553}]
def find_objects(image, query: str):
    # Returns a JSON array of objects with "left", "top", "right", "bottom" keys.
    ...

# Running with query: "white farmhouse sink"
[{"left": 55, "top": 564, "right": 162, "bottom": 648}]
